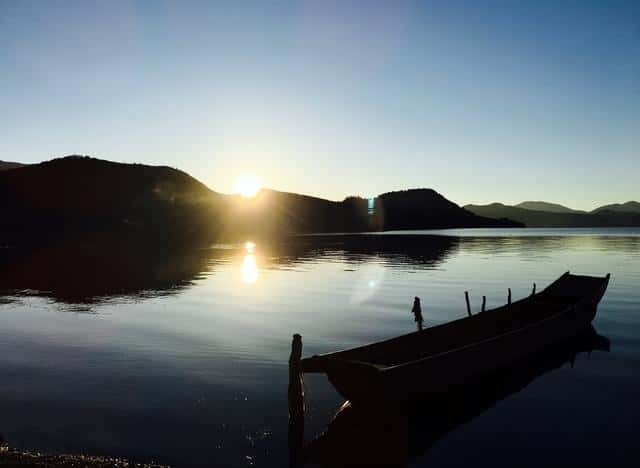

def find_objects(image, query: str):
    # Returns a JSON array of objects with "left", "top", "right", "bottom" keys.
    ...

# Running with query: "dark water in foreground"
[{"left": 0, "top": 229, "right": 639, "bottom": 467}]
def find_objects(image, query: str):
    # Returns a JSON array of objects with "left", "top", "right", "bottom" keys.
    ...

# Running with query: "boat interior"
[{"left": 308, "top": 273, "right": 606, "bottom": 369}]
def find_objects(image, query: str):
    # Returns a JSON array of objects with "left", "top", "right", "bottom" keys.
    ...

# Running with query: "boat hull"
[
  {"left": 304, "top": 273, "right": 610, "bottom": 404},
  {"left": 304, "top": 326, "right": 610, "bottom": 467}
]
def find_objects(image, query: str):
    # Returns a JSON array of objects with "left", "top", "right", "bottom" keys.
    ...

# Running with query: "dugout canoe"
[
  {"left": 297, "top": 272, "right": 610, "bottom": 403},
  {"left": 303, "top": 325, "right": 610, "bottom": 467}
]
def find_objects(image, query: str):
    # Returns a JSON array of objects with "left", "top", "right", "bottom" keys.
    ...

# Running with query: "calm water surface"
[{"left": 0, "top": 228, "right": 639, "bottom": 467}]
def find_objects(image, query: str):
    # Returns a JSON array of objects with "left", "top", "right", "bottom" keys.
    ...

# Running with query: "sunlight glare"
[
  {"left": 241, "top": 254, "right": 258, "bottom": 284},
  {"left": 241, "top": 241, "right": 259, "bottom": 284},
  {"left": 234, "top": 174, "right": 262, "bottom": 198}
]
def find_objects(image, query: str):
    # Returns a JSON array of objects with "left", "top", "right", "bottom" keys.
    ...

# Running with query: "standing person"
[{"left": 412, "top": 296, "right": 424, "bottom": 330}]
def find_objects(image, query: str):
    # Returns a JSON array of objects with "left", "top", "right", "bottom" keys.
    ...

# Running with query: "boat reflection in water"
[{"left": 294, "top": 326, "right": 610, "bottom": 467}]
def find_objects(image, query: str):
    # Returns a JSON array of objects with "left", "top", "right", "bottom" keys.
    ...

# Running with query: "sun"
[{"left": 234, "top": 174, "right": 262, "bottom": 198}]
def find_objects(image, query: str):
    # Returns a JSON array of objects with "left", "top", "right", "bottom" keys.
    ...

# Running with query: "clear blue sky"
[{"left": 1, "top": 0, "right": 638, "bottom": 210}]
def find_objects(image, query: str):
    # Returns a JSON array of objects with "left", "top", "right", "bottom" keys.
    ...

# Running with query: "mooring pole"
[
  {"left": 465, "top": 291, "right": 471, "bottom": 316},
  {"left": 288, "top": 334, "right": 304, "bottom": 468},
  {"left": 531, "top": 283, "right": 536, "bottom": 296},
  {"left": 508, "top": 288, "right": 512, "bottom": 305},
  {"left": 481, "top": 296, "right": 486, "bottom": 313}
]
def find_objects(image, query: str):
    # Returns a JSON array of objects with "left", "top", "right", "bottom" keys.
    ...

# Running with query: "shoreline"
[{"left": 0, "top": 444, "right": 167, "bottom": 468}]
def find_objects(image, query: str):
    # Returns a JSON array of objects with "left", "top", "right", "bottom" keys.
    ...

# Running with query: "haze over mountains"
[{"left": 0, "top": 156, "right": 518, "bottom": 247}]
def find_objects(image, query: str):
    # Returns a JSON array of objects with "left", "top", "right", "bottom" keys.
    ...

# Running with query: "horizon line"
[{"left": 2, "top": 155, "right": 636, "bottom": 213}]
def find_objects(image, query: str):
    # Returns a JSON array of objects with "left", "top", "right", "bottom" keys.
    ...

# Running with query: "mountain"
[
  {"left": 371, "top": 189, "right": 521, "bottom": 230},
  {"left": 221, "top": 189, "right": 370, "bottom": 237},
  {"left": 223, "top": 188, "right": 521, "bottom": 238},
  {"left": 465, "top": 203, "right": 640, "bottom": 227},
  {"left": 0, "top": 155, "right": 225, "bottom": 246},
  {"left": 0, "top": 161, "right": 26, "bottom": 171},
  {"left": 592, "top": 201, "right": 640, "bottom": 214},
  {"left": 515, "top": 201, "right": 584, "bottom": 214},
  {"left": 0, "top": 156, "right": 521, "bottom": 246}
]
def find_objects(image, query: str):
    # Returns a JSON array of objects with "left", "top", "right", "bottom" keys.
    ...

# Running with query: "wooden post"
[
  {"left": 288, "top": 334, "right": 304, "bottom": 468},
  {"left": 465, "top": 291, "right": 471, "bottom": 316},
  {"left": 531, "top": 283, "right": 536, "bottom": 296},
  {"left": 481, "top": 296, "right": 486, "bottom": 313},
  {"left": 508, "top": 288, "right": 512, "bottom": 305}
]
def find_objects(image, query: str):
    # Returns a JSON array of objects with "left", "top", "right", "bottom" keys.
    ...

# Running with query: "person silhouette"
[{"left": 412, "top": 296, "right": 424, "bottom": 330}]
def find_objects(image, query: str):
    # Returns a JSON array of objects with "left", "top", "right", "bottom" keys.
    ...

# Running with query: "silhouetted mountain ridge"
[
  {"left": 373, "top": 189, "right": 520, "bottom": 230},
  {"left": 0, "top": 161, "right": 26, "bottom": 171},
  {"left": 0, "top": 156, "right": 225, "bottom": 246},
  {"left": 0, "top": 156, "right": 521, "bottom": 246},
  {"left": 223, "top": 187, "right": 521, "bottom": 238}
]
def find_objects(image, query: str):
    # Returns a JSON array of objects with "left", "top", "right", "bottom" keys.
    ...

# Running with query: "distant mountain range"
[
  {"left": 514, "top": 200, "right": 640, "bottom": 215},
  {"left": 591, "top": 201, "right": 640, "bottom": 214},
  {"left": 0, "top": 156, "right": 519, "bottom": 246},
  {"left": 465, "top": 202, "right": 640, "bottom": 227},
  {"left": 514, "top": 201, "right": 585, "bottom": 214}
]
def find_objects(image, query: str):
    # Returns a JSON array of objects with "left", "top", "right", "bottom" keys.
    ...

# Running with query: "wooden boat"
[
  {"left": 303, "top": 325, "right": 610, "bottom": 467},
  {"left": 297, "top": 272, "right": 610, "bottom": 404}
]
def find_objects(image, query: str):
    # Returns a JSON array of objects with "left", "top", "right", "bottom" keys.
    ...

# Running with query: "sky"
[{"left": 1, "top": 0, "right": 638, "bottom": 210}]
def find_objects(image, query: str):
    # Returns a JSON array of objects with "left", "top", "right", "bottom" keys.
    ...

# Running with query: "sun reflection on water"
[{"left": 241, "top": 242, "right": 259, "bottom": 284}]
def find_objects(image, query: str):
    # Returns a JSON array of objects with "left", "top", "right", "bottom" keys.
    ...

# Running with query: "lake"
[{"left": 1, "top": 228, "right": 639, "bottom": 467}]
